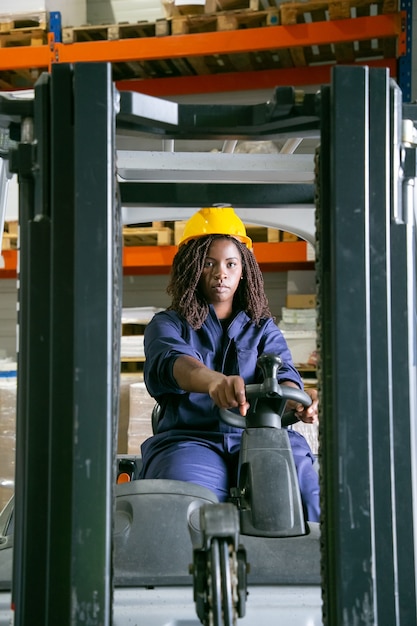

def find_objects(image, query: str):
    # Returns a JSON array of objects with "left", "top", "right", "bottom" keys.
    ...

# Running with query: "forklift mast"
[{"left": 0, "top": 64, "right": 416, "bottom": 625}]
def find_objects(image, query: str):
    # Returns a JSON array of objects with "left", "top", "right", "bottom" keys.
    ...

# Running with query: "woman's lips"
[{"left": 213, "top": 284, "right": 229, "bottom": 293}]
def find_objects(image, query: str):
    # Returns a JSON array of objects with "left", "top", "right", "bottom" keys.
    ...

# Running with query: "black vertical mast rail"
[
  {"left": 10, "top": 63, "right": 120, "bottom": 625},
  {"left": 318, "top": 65, "right": 417, "bottom": 625}
]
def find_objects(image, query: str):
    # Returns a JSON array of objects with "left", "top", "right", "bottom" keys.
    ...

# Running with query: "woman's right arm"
[{"left": 173, "top": 355, "right": 249, "bottom": 416}]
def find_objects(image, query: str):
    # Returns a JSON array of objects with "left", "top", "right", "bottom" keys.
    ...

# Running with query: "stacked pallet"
[
  {"left": 279, "top": 0, "right": 398, "bottom": 66},
  {"left": 2, "top": 220, "right": 289, "bottom": 252},
  {"left": 61, "top": 19, "right": 170, "bottom": 44},
  {"left": 163, "top": 0, "right": 279, "bottom": 35},
  {"left": 1, "top": 221, "right": 175, "bottom": 250},
  {"left": 0, "top": 10, "right": 48, "bottom": 40},
  {"left": 174, "top": 221, "right": 295, "bottom": 245},
  {"left": 1, "top": 222, "right": 18, "bottom": 251},
  {"left": 123, "top": 222, "right": 174, "bottom": 247},
  {"left": 0, "top": 11, "right": 48, "bottom": 90}
]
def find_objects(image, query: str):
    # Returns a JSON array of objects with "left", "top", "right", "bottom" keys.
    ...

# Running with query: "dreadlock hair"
[{"left": 167, "top": 234, "right": 272, "bottom": 329}]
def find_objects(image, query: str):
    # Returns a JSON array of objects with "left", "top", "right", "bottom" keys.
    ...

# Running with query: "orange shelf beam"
[
  {"left": 123, "top": 244, "right": 177, "bottom": 275},
  {"left": 0, "top": 14, "right": 405, "bottom": 73},
  {"left": 52, "top": 14, "right": 405, "bottom": 65},
  {"left": 0, "top": 250, "right": 17, "bottom": 278},
  {"left": 1, "top": 242, "right": 313, "bottom": 278},
  {"left": 0, "top": 45, "right": 50, "bottom": 72},
  {"left": 122, "top": 241, "right": 312, "bottom": 275},
  {"left": 116, "top": 58, "right": 398, "bottom": 96}
]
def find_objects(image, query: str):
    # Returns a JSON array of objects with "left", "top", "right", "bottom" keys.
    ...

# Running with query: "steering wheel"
[{"left": 219, "top": 353, "right": 312, "bottom": 429}]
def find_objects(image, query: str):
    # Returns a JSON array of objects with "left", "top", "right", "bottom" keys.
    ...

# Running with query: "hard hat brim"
[{"left": 179, "top": 233, "right": 252, "bottom": 250}]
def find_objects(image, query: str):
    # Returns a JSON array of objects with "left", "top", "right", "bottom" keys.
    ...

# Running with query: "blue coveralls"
[{"left": 140, "top": 306, "right": 320, "bottom": 522}]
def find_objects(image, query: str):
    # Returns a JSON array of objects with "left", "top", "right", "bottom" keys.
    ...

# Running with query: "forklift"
[{"left": 0, "top": 63, "right": 416, "bottom": 625}]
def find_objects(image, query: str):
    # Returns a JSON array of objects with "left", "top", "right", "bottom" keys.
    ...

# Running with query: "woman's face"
[{"left": 199, "top": 237, "right": 243, "bottom": 319}]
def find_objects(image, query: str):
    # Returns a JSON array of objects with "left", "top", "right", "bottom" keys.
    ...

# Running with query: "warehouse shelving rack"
[
  {"left": 0, "top": 1, "right": 411, "bottom": 278},
  {"left": 0, "top": 9, "right": 408, "bottom": 96}
]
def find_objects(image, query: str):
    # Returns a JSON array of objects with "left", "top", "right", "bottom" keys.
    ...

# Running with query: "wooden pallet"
[
  {"left": 1, "top": 221, "right": 18, "bottom": 250},
  {"left": 0, "top": 68, "right": 43, "bottom": 90},
  {"left": 1, "top": 234, "right": 17, "bottom": 250},
  {"left": 0, "top": 11, "right": 48, "bottom": 32},
  {"left": 0, "top": 27, "right": 47, "bottom": 48},
  {"left": 0, "top": 11, "right": 48, "bottom": 47},
  {"left": 280, "top": 0, "right": 398, "bottom": 65},
  {"left": 62, "top": 19, "right": 170, "bottom": 44},
  {"left": 170, "top": 7, "right": 279, "bottom": 34},
  {"left": 207, "top": 0, "right": 280, "bottom": 12},
  {"left": 163, "top": 0, "right": 280, "bottom": 18},
  {"left": 122, "top": 224, "right": 173, "bottom": 246},
  {"left": 0, "top": 11, "right": 48, "bottom": 88},
  {"left": 122, "top": 322, "right": 147, "bottom": 336},
  {"left": 174, "top": 221, "right": 283, "bottom": 245},
  {"left": 120, "top": 357, "right": 145, "bottom": 373}
]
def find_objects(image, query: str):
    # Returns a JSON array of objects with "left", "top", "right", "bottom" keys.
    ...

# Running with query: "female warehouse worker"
[{"left": 140, "top": 206, "right": 320, "bottom": 522}]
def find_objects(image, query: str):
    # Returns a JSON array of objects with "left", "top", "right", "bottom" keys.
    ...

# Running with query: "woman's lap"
[
  {"left": 141, "top": 431, "right": 320, "bottom": 520},
  {"left": 141, "top": 439, "right": 232, "bottom": 501}
]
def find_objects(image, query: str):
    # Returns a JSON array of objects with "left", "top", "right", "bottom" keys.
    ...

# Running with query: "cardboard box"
[
  {"left": 118, "top": 372, "right": 143, "bottom": 454},
  {"left": 127, "top": 382, "right": 155, "bottom": 454},
  {"left": 286, "top": 294, "right": 316, "bottom": 309},
  {"left": 283, "top": 330, "right": 317, "bottom": 365}
]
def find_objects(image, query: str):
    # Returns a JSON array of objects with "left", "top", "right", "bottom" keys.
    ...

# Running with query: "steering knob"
[{"left": 257, "top": 353, "right": 283, "bottom": 382}]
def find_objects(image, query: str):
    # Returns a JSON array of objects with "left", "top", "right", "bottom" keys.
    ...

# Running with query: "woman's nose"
[{"left": 214, "top": 264, "right": 227, "bottom": 277}]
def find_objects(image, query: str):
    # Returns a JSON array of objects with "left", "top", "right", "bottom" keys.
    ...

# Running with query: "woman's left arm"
[{"left": 280, "top": 382, "right": 319, "bottom": 424}]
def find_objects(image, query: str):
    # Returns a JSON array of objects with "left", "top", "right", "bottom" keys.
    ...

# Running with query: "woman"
[{"left": 140, "top": 206, "right": 320, "bottom": 521}]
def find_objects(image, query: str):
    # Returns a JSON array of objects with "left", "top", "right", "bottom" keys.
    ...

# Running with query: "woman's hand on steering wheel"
[
  {"left": 208, "top": 374, "right": 250, "bottom": 417},
  {"left": 283, "top": 385, "right": 318, "bottom": 424}
]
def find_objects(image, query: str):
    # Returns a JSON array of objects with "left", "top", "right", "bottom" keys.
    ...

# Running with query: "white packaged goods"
[
  {"left": 121, "top": 306, "right": 164, "bottom": 325},
  {"left": 1, "top": 1, "right": 87, "bottom": 27},
  {"left": 292, "top": 421, "right": 319, "bottom": 456},
  {"left": 279, "top": 308, "right": 316, "bottom": 332},
  {"left": 120, "top": 335, "right": 144, "bottom": 358},
  {"left": 121, "top": 307, "right": 164, "bottom": 358},
  {"left": 128, "top": 382, "right": 155, "bottom": 454},
  {"left": 281, "top": 307, "right": 317, "bottom": 325}
]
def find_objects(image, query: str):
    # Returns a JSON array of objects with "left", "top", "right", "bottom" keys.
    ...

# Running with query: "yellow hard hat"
[{"left": 179, "top": 205, "right": 252, "bottom": 249}]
